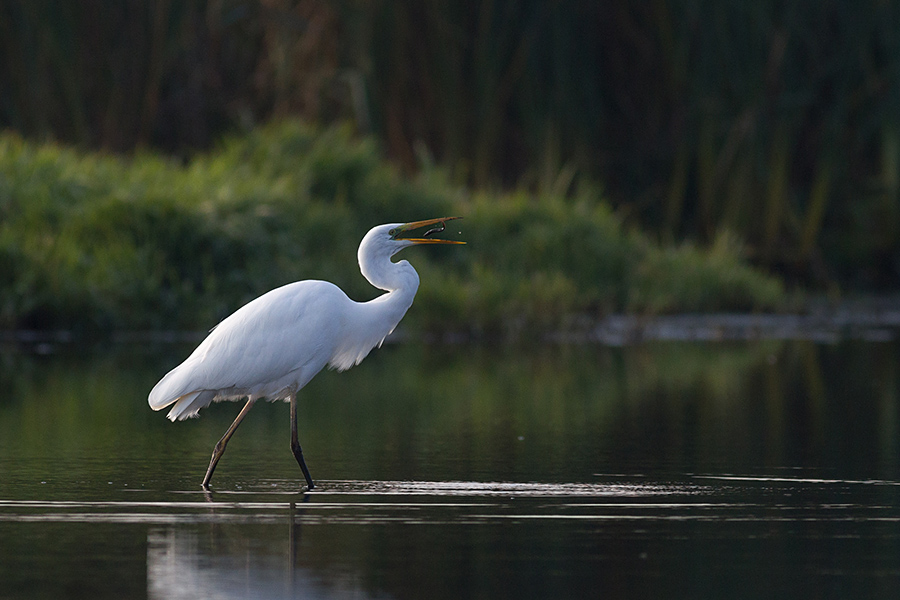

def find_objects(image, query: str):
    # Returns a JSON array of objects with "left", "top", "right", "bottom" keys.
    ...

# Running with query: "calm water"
[{"left": 1, "top": 338, "right": 900, "bottom": 598}]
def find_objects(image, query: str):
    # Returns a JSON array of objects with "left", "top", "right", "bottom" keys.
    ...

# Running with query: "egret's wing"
[{"left": 148, "top": 281, "right": 345, "bottom": 412}]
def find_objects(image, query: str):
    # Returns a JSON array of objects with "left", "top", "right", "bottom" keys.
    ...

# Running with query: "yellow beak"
[{"left": 394, "top": 217, "right": 465, "bottom": 244}]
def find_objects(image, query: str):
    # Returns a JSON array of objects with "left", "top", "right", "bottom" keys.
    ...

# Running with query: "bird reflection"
[{"left": 147, "top": 502, "right": 378, "bottom": 600}]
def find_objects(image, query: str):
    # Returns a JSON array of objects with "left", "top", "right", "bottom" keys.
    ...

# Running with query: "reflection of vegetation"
[
  {"left": 336, "top": 342, "right": 786, "bottom": 480},
  {"left": 0, "top": 122, "right": 782, "bottom": 335},
  {"left": 6, "top": 339, "right": 897, "bottom": 493}
]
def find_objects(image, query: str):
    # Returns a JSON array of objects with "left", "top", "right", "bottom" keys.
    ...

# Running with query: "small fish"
[{"left": 423, "top": 220, "right": 447, "bottom": 237}]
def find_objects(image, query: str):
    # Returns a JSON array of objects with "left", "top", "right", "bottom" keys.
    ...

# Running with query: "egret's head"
[{"left": 358, "top": 217, "right": 464, "bottom": 291}]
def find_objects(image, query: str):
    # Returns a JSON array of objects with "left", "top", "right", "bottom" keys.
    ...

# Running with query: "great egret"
[{"left": 148, "top": 217, "right": 464, "bottom": 490}]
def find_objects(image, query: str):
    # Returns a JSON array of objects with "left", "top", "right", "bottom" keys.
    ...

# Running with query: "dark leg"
[
  {"left": 290, "top": 393, "right": 315, "bottom": 490},
  {"left": 201, "top": 398, "right": 255, "bottom": 489}
]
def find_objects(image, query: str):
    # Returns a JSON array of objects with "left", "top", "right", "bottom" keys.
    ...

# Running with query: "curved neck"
[
  {"left": 329, "top": 252, "right": 419, "bottom": 371},
  {"left": 329, "top": 228, "right": 423, "bottom": 371},
  {"left": 358, "top": 249, "right": 420, "bottom": 336},
  {"left": 359, "top": 242, "right": 418, "bottom": 291}
]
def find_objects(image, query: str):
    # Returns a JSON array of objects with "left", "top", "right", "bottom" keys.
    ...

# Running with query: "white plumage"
[
  {"left": 148, "top": 218, "right": 463, "bottom": 490},
  {"left": 150, "top": 280, "right": 384, "bottom": 420}
]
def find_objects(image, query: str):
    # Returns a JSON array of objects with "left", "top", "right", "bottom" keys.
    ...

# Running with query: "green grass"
[{"left": 0, "top": 120, "right": 785, "bottom": 337}]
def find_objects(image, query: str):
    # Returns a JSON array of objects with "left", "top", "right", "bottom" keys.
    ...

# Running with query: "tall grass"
[
  {"left": 2, "top": 2, "right": 899, "bottom": 287},
  {"left": 0, "top": 121, "right": 783, "bottom": 336}
]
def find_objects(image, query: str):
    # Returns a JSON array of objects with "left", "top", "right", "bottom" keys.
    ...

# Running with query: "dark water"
[{"left": 1, "top": 339, "right": 899, "bottom": 598}]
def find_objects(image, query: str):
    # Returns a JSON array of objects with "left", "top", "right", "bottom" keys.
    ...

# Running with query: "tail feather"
[{"left": 164, "top": 390, "right": 217, "bottom": 421}]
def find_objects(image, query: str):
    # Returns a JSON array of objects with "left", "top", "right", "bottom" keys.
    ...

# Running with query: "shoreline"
[{"left": 4, "top": 301, "right": 900, "bottom": 350}]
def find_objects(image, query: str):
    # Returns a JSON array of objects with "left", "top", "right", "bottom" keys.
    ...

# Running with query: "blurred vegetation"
[
  {"left": 1, "top": 1, "right": 898, "bottom": 291},
  {"left": 0, "top": 121, "right": 782, "bottom": 335}
]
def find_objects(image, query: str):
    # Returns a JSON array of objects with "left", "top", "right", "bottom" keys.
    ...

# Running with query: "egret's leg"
[
  {"left": 290, "top": 393, "right": 315, "bottom": 490},
  {"left": 201, "top": 398, "right": 255, "bottom": 489}
]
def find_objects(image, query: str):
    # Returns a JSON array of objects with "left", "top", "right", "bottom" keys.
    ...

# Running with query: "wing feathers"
[{"left": 147, "top": 281, "right": 346, "bottom": 415}]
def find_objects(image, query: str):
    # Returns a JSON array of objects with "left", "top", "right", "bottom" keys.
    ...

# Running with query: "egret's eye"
[{"left": 389, "top": 228, "right": 396, "bottom": 237}]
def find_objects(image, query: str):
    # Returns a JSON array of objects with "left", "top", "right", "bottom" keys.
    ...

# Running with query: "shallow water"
[{"left": 1, "top": 339, "right": 899, "bottom": 598}]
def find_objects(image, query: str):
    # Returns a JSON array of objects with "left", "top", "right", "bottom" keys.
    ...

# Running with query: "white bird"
[{"left": 148, "top": 217, "right": 464, "bottom": 490}]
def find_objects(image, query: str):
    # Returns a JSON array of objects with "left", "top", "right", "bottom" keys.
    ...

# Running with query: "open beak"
[{"left": 394, "top": 217, "right": 465, "bottom": 245}]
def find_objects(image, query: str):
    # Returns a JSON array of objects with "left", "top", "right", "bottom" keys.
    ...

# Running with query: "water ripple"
[
  {"left": 312, "top": 479, "right": 712, "bottom": 497},
  {"left": 2, "top": 477, "right": 898, "bottom": 526}
]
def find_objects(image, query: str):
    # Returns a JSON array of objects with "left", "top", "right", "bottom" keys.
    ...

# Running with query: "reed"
[{"left": 1, "top": 1, "right": 898, "bottom": 287}]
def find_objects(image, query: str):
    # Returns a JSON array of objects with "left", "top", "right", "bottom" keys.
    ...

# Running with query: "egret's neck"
[
  {"left": 358, "top": 239, "right": 420, "bottom": 294},
  {"left": 358, "top": 250, "right": 420, "bottom": 330},
  {"left": 328, "top": 228, "right": 423, "bottom": 372},
  {"left": 328, "top": 254, "right": 420, "bottom": 372}
]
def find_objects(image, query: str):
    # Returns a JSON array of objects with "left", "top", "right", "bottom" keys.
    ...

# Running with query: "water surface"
[{"left": 1, "top": 339, "right": 899, "bottom": 598}]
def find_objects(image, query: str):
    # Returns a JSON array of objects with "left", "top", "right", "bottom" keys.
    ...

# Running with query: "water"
[{"left": 1, "top": 339, "right": 899, "bottom": 598}]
